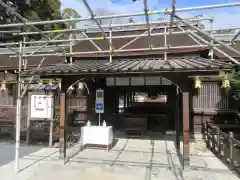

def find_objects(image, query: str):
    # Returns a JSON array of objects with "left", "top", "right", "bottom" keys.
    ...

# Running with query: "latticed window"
[{"left": 193, "top": 82, "right": 229, "bottom": 110}]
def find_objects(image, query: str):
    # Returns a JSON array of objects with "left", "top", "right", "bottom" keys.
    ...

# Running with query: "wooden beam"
[
  {"left": 183, "top": 92, "right": 190, "bottom": 169},
  {"left": 59, "top": 93, "right": 67, "bottom": 160}
]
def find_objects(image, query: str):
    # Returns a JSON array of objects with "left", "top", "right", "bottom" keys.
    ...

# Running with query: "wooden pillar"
[
  {"left": 183, "top": 92, "right": 190, "bottom": 169},
  {"left": 59, "top": 93, "right": 67, "bottom": 160},
  {"left": 175, "top": 89, "right": 180, "bottom": 150},
  {"left": 126, "top": 93, "right": 129, "bottom": 108},
  {"left": 123, "top": 92, "right": 126, "bottom": 110}
]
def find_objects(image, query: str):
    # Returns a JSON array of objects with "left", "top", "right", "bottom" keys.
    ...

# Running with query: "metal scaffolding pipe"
[
  {"left": 14, "top": 41, "right": 22, "bottom": 173},
  {"left": 109, "top": 28, "right": 113, "bottom": 63},
  {"left": 0, "top": 44, "right": 69, "bottom": 51},
  {"left": 81, "top": 32, "right": 102, "bottom": 51},
  {"left": 177, "top": 25, "right": 202, "bottom": 45},
  {"left": 22, "top": 31, "right": 193, "bottom": 45},
  {"left": 169, "top": 0, "right": 177, "bottom": 31},
  {"left": 173, "top": 14, "right": 240, "bottom": 57},
  {"left": 231, "top": 31, "right": 240, "bottom": 44},
  {"left": 210, "top": 15, "right": 214, "bottom": 59},
  {"left": 82, "top": 0, "right": 106, "bottom": 38},
  {"left": 143, "top": 0, "right": 151, "bottom": 36},
  {"left": 69, "top": 19, "right": 73, "bottom": 64},
  {"left": 188, "top": 30, "right": 240, "bottom": 64},
  {"left": 0, "top": 28, "right": 236, "bottom": 50},
  {"left": 19, "top": 30, "right": 237, "bottom": 45},
  {"left": 118, "top": 25, "right": 159, "bottom": 50},
  {"left": 164, "top": 26, "right": 167, "bottom": 60},
  {"left": 12, "top": 44, "right": 211, "bottom": 57},
  {"left": 20, "top": 34, "right": 65, "bottom": 98},
  {"left": 13, "top": 17, "right": 211, "bottom": 36},
  {"left": 0, "top": 2, "right": 238, "bottom": 28}
]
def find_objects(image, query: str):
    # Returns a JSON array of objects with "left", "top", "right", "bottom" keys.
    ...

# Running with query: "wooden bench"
[{"left": 123, "top": 117, "right": 147, "bottom": 137}]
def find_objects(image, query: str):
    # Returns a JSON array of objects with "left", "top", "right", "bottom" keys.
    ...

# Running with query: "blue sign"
[{"left": 95, "top": 103, "right": 104, "bottom": 113}]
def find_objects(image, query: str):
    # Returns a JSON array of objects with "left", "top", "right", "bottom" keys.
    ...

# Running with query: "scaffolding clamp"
[
  {"left": 210, "top": 14, "right": 214, "bottom": 22},
  {"left": 95, "top": 37, "right": 105, "bottom": 40},
  {"left": 164, "top": 8, "right": 170, "bottom": 15}
]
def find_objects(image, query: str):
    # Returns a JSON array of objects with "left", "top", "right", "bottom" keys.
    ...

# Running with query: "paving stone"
[{"left": 0, "top": 138, "right": 239, "bottom": 180}]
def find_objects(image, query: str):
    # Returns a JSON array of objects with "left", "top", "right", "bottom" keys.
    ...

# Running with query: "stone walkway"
[{"left": 0, "top": 137, "right": 239, "bottom": 180}]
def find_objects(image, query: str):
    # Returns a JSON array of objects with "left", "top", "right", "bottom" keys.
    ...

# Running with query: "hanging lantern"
[
  {"left": 78, "top": 82, "right": 84, "bottom": 90},
  {"left": 221, "top": 75, "right": 230, "bottom": 88},
  {"left": 1, "top": 80, "right": 6, "bottom": 91},
  {"left": 38, "top": 80, "right": 43, "bottom": 85},
  {"left": 194, "top": 76, "right": 201, "bottom": 88},
  {"left": 48, "top": 80, "right": 53, "bottom": 86}
]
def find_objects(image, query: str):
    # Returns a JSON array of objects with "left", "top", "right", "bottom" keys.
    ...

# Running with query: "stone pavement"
[{"left": 0, "top": 137, "right": 239, "bottom": 180}]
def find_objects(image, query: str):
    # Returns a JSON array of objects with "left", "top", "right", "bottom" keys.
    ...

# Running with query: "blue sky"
[{"left": 61, "top": 0, "right": 240, "bottom": 28}]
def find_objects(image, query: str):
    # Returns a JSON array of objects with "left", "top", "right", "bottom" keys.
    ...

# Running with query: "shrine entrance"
[{"left": 58, "top": 72, "right": 189, "bottom": 167}]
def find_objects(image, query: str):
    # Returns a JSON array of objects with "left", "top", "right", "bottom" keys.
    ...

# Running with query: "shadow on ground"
[{"left": 0, "top": 142, "right": 45, "bottom": 167}]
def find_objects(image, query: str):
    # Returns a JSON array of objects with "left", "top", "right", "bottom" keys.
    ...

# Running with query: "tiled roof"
[{"left": 22, "top": 56, "right": 232, "bottom": 76}]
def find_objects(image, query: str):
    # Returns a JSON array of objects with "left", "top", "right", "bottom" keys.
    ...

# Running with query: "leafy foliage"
[
  {"left": 230, "top": 65, "right": 240, "bottom": 90},
  {"left": 0, "top": 0, "right": 65, "bottom": 41}
]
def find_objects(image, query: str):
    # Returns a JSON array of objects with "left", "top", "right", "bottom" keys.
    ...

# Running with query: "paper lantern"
[
  {"left": 1, "top": 80, "right": 6, "bottom": 91},
  {"left": 221, "top": 76, "right": 230, "bottom": 88},
  {"left": 194, "top": 77, "right": 201, "bottom": 88}
]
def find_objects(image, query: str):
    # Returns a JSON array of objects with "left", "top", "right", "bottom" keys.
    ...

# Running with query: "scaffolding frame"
[{"left": 0, "top": 1, "right": 239, "bottom": 173}]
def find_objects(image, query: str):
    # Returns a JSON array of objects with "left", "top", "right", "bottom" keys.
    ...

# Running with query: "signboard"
[
  {"left": 95, "top": 102, "right": 104, "bottom": 113},
  {"left": 95, "top": 89, "right": 104, "bottom": 113},
  {"left": 30, "top": 94, "right": 53, "bottom": 119},
  {"left": 96, "top": 89, "right": 104, "bottom": 102}
]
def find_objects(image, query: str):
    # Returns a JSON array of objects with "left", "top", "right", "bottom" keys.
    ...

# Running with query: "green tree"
[
  {"left": 231, "top": 65, "right": 240, "bottom": 90},
  {"left": 63, "top": 8, "right": 81, "bottom": 29},
  {"left": 0, "top": 0, "right": 64, "bottom": 42},
  {"left": 63, "top": 8, "right": 80, "bottom": 19}
]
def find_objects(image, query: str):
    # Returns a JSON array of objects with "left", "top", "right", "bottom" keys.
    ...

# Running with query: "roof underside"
[{"left": 22, "top": 56, "right": 232, "bottom": 76}]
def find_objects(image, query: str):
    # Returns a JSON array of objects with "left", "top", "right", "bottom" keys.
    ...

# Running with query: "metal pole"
[
  {"left": 82, "top": 0, "right": 106, "bottom": 38},
  {"left": 210, "top": 15, "right": 214, "bottom": 59},
  {"left": 69, "top": 19, "right": 73, "bottom": 64},
  {"left": 187, "top": 29, "right": 240, "bottom": 64},
  {"left": 20, "top": 35, "right": 64, "bottom": 98},
  {"left": 98, "top": 113, "right": 101, "bottom": 126},
  {"left": 173, "top": 14, "right": 240, "bottom": 57},
  {"left": 22, "top": 36, "right": 27, "bottom": 69},
  {"left": 231, "top": 31, "right": 240, "bottom": 44},
  {"left": 16, "top": 31, "right": 208, "bottom": 45},
  {"left": 81, "top": 32, "right": 102, "bottom": 51},
  {"left": 14, "top": 17, "right": 211, "bottom": 36},
  {"left": 15, "top": 41, "right": 23, "bottom": 173},
  {"left": 177, "top": 25, "right": 202, "bottom": 44},
  {"left": 109, "top": 28, "right": 113, "bottom": 63},
  {"left": 12, "top": 27, "right": 239, "bottom": 46},
  {"left": 118, "top": 25, "right": 158, "bottom": 50},
  {"left": 0, "top": 44, "right": 69, "bottom": 52},
  {"left": 169, "top": 0, "right": 176, "bottom": 31},
  {"left": 164, "top": 26, "right": 167, "bottom": 60},
  {"left": 143, "top": 0, "right": 151, "bottom": 36},
  {"left": 0, "top": 3, "right": 238, "bottom": 28},
  {"left": 17, "top": 44, "right": 210, "bottom": 57}
]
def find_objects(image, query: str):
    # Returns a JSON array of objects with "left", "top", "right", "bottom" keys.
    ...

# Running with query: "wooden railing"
[{"left": 205, "top": 122, "right": 240, "bottom": 172}]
